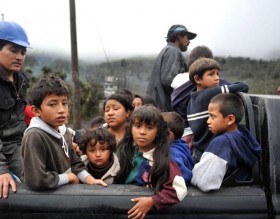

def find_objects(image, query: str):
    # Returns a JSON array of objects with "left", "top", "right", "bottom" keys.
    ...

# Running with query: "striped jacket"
[{"left": 187, "top": 82, "right": 248, "bottom": 158}]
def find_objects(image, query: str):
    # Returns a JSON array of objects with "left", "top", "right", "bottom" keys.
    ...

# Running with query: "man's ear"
[
  {"left": 31, "top": 105, "right": 41, "bottom": 116},
  {"left": 227, "top": 114, "right": 236, "bottom": 126}
]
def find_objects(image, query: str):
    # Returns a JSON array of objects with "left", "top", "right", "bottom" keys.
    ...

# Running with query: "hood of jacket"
[{"left": 25, "top": 116, "right": 69, "bottom": 157}]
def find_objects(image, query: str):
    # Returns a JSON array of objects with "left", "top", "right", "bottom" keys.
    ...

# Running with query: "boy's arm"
[
  {"left": 22, "top": 133, "right": 60, "bottom": 190},
  {"left": 222, "top": 82, "right": 249, "bottom": 93},
  {"left": 191, "top": 151, "right": 227, "bottom": 192}
]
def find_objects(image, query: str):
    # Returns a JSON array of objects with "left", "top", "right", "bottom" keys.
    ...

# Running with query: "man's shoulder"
[{"left": 19, "top": 71, "right": 32, "bottom": 83}]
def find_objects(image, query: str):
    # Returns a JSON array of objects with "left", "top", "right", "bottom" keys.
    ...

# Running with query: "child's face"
[
  {"left": 132, "top": 97, "right": 143, "bottom": 110},
  {"left": 34, "top": 94, "right": 68, "bottom": 131},
  {"left": 207, "top": 102, "right": 229, "bottom": 134},
  {"left": 196, "top": 69, "right": 219, "bottom": 90},
  {"left": 104, "top": 99, "right": 130, "bottom": 129},
  {"left": 86, "top": 140, "right": 111, "bottom": 169},
  {"left": 132, "top": 118, "right": 158, "bottom": 152}
]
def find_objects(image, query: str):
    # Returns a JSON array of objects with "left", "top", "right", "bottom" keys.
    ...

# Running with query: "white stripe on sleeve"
[{"left": 173, "top": 175, "right": 188, "bottom": 201}]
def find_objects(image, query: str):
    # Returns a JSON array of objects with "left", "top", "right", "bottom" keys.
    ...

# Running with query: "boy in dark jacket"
[
  {"left": 191, "top": 93, "right": 262, "bottom": 192},
  {"left": 21, "top": 75, "right": 107, "bottom": 190}
]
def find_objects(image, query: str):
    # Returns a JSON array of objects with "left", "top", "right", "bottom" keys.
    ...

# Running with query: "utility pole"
[{"left": 69, "top": 0, "right": 81, "bottom": 129}]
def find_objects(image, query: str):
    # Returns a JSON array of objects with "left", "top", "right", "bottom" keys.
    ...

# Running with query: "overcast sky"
[{"left": 2, "top": 0, "right": 280, "bottom": 62}]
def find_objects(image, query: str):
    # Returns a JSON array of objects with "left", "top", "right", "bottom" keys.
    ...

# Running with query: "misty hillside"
[{"left": 25, "top": 52, "right": 280, "bottom": 96}]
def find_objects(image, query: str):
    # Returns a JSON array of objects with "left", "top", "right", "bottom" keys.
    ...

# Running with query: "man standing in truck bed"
[{"left": 146, "top": 24, "right": 197, "bottom": 112}]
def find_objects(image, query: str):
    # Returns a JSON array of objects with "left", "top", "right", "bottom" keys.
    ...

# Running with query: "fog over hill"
[{"left": 3, "top": 0, "right": 280, "bottom": 61}]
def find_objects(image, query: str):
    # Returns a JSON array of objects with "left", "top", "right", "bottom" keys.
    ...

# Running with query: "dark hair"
[
  {"left": 115, "top": 105, "right": 170, "bottom": 192},
  {"left": 115, "top": 89, "right": 134, "bottom": 103},
  {"left": 29, "top": 75, "right": 69, "bottom": 109},
  {"left": 187, "top": 45, "right": 213, "bottom": 69},
  {"left": 90, "top": 116, "right": 106, "bottom": 128},
  {"left": 103, "top": 93, "right": 134, "bottom": 113},
  {"left": 210, "top": 93, "right": 245, "bottom": 124},
  {"left": 78, "top": 127, "right": 117, "bottom": 154},
  {"left": 0, "top": 39, "right": 26, "bottom": 50},
  {"left": 73, "top": 128, "right": 86, "bottom": 143},
  {"left": 162, "top": 112, "right": 185, "bottom": 139},
  {"left": 142, "top": 94, "right": 158, "bottom": 107},
  {"left": 0, "top": 40, "right": 9, "bottom": 50},
  {"left": 189, "top": 57, "right": 220, "bottom": 84}
]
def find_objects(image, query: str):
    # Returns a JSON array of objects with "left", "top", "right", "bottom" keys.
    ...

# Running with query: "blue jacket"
[
  {"left": 170, "top": 139, "right": 194, "bottom": 182},
  {"left": 191, "top": 126, "right": 262, "bottom": 192}
]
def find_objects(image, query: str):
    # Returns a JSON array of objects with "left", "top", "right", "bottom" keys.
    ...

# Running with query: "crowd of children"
[
  {"left": 18, "top": 53, "right": 263, "bottom": 218},
  {"left": 0, "top": 20, "right": 263, "bottom": 219},
  {"left": 17, "top": 53, "right": 262, "bottom": 217}
]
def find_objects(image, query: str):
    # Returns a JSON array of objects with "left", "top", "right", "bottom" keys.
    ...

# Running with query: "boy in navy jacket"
[{"left": 191, "top": 93, "right": 262, "bottom": 192}]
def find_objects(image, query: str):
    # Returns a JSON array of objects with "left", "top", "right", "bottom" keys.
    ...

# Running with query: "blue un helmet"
[{"left": 0, "top": 21, "right": 30, "bottom": 48}]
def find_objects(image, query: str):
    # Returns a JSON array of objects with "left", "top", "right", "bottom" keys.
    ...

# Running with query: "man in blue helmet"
[
  {"left": 0, "top": 21, "right": 31, "bottom": 198},
  {"left": 146, "top": 24, "right": 197, "bottom": 112}
]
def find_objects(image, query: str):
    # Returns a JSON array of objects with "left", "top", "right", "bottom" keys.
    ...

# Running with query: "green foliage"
[{"left": 79, "top": 80, "right": 104, "bottom": 119}]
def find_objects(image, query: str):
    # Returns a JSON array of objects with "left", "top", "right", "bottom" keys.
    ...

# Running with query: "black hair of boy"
[
  {"left": 162, "top": 112, "right": 185, "bottom": 139},
  {"left": 78, "top": 128, "right": 117, "bottom": 155},
  {"left": 29, "top": 75, "right": 69, "bottom": 109},
  {"left": 189, "top": 57, "right": 220, "bottom": 84},
  {"left": 210, "top": 93, "right": 245, "bottom": 124},
  {"left": 142, "top": 94, "right": 158, "bottom": 108}
]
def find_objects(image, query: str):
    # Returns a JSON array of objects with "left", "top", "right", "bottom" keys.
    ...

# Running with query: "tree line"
[{"left": 24, "top": 52, "right": 280, "bottom": 121}]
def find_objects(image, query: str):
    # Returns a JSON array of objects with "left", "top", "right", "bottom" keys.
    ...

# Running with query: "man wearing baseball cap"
[
  {"left": 0, "top": 21, "right": 31, "bottom": 198},
  {"left": 147, "top": 24, "right": 197, "bottom": 112}
]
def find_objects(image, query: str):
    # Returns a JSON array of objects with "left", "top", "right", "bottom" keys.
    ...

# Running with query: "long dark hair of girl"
[{"left": 115, "top": 105, "right": 171, "bottom": 192}]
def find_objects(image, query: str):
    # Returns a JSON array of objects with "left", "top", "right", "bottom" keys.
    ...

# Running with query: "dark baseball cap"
[{"left": 167, "top": 24, "right": 197, "bottom": 40}]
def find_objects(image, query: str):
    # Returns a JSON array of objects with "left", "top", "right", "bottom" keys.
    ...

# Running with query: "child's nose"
[{"left": 139, "top": 127, "right": 146, "bottom": 134}]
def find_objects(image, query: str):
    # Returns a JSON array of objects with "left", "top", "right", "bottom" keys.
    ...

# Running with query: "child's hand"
[
  {"left": 84, "top": 175, "right": 108, "bottom": 187},
  {"left": 128, "top": 197, "right": 154, "bottom": 219},
  {"left": 67, "top": 173, "right": 80, "bottom": 184}
]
